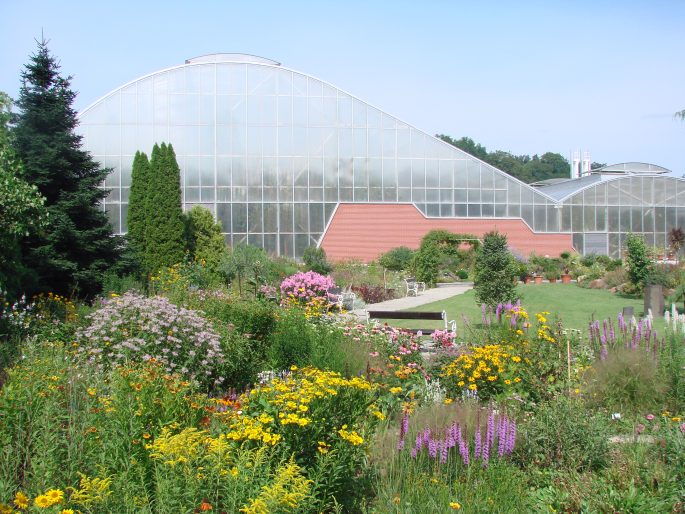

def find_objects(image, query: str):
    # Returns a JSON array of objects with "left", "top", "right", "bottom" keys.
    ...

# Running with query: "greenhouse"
[{"left": 77, "top": 54, "right": 683, "bottom": 259}]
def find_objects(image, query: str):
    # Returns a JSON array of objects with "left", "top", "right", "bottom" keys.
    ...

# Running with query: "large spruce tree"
[
  {"left": 145, "top": 142, "right": 185, "bottom": 272},
  {"left": 12, "top": 39, "right": 119, "bottom": 297},
  {"left": 126, "top": 150, "right": 151, "bottom": 272}
]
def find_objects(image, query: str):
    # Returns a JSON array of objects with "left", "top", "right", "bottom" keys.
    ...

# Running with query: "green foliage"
[
  {"left": 378, "top": 246, "right": 415, "bottom": 271},
  {"left": 438, "top": 134, "right": 571, "bottom": 184},
  {"left": 583, "top": 348, "right": 666, "bottom": 415},
  {"left": 220, "top": 243, "right": 274, "bottom": 296},
  {"left": 183, "top": 205, "right": 227, "bottom": 270},
  {"left": 144, "top": 143, "right": 185, "bottom": 273},
  {"left": 126, "top": 150, "right": 151, "bottom": 272},
  {"left": 413, "top": 243, "right": 440, "bottom": 286},
  {"left": 302, "top": 246, "right": 332, "bottom": 275},
  {"left": 11, "top": 40, "right": 119, "bottom": 298},
  {"left": 625, "top": 233, "right": 652, "bottom": 289},
  {"left": 514, "top": 395, "right": 610, "bottom": 472},
  {"left": 0, "top": 93, "right": 49, "bottom": 298},
  {"left": 473, "top": 231, "right": 518, "bottom": 307},
  {"left": 420, "top": 229, "right": 480, "bottom": 253},
  {"left": 267, "top": 308, "right": 315, "bottom": 369}
]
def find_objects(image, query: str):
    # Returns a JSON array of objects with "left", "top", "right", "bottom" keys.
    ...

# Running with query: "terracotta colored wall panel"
[{"left": 320, "top": 204, "right": 574, "bottom": 262}]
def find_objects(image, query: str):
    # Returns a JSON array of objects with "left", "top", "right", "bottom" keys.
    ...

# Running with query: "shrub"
[
  {"left": 625, "top": 233, "right": 652, "bottom": 289},
  {"left": 351, "top": 284, "right": 396, "bottom": 304},
  {"left": 280, "top": 271, "right": 334, "bottom": 305},
  {"left": 76, "top": 292, "right": 224, "bottom": 389},
  {"left": 267, "top": 308, "right": 316, "bottom": 369},
  {"left": 473, "top": 231, "right": 518, "bottom": 307},
  {"left": 456, "top": 269, "right": 469, "bottom": 280},
  {"left": 302, "top": 246, "right": 333, "bottom": 275},
  {"left": 514, "top": 395, "right": 609, "bottom": 472},
  {"left": 378, "top": 247, "right": 415, "bottom": 271},
  {"left": 603, "top": 267, "right": 628, "bottom": 288},
  {"left": 413, "top": 243, "right": 440, "bottom": 286}
]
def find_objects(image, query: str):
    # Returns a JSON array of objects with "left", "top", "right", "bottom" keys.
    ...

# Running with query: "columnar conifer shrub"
[
  {"left": 77, "top": 292, "right": 224, "bottom": 388},
  {"left": 473, "top": 231, "right": 518, "bottom": 307},
  {"left": 625, "top": 233, "right": 651, "bottom": 290},
  {"left": 145, "top": 143, "right": 185, "bottom": 273}
]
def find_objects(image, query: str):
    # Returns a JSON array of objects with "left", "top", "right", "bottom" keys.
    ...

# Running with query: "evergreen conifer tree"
[
  {"left": 473, "top": 231, "right": 519, "bottom": 308},
  {"left": 145, "top": 142, "right": 185, "bottom": 272},
  {"left": 12, "top": 39, "right": 119, "bottom": 297},
  {"left": 126, "top": 150, "right": 151, "bottom": 272}
]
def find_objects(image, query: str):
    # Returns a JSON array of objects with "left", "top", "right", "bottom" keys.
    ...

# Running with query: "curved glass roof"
[
  {"left": 185, "top": 54, "right": 281, "bottom": 66},
  {"left": 593, "top": 162, "right": 671, "bottom": 174}
]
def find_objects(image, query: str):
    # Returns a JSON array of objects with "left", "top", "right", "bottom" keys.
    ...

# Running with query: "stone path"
[{"left": 350, "top": 282, "right": 473, "bottom": 320}]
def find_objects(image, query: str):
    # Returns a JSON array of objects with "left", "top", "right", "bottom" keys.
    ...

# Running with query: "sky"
[{"left": 3, "top": 0, "right": 684, "bottom": 175}]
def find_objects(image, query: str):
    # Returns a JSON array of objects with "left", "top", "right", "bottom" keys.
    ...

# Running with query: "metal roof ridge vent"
[{"left": 185, "top": 54, "right": 281, "bottom": 66}]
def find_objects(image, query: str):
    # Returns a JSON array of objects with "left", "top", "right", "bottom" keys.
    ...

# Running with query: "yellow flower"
[
  {"left": 0, "top": 504, "right": 14, "bottom": 514},
  {"left": 450, "top": 502, "right": 462, "bottom": 510},
  {"left": 511, "top": 356, "right": 521, "bottom": 363},
  {"left": 443, "top": 398, "right": 453, "bottom": 405},
  {"left": 672, "top": 417, "right": 682, "bottom": 422},
  {"left": 13, "top": 492, "right": 29, "bottom": 509},
  {"left": 469, "top": 384, "right": 477, "bottom": 391},
  {"left": 61, "top": 510, "right": 75, "bottom": 514},
  {"left": 45, "top": 489, "right": 64, "bottom": 505},
  {"left": 389, "top": 386, "right": 402, "bottom": 394},
  {"left": 34, "top": 495, "right": 51, "bottom": 508}
]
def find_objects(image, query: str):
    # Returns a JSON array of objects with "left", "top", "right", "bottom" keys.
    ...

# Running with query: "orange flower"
[{"left": 199, "top": 501, "right": 213, "bottom": 511}]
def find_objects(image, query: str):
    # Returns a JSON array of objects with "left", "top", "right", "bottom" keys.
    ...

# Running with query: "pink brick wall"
[{"left": 320, "top": 204, "right": 574, "bottom": 262}]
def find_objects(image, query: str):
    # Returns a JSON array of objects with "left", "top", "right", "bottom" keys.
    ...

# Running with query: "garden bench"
[
  {"left": 327, "top": 287, "right": 356, "bottom": 310},
  {"left": 404, "top": 278, "right": 426, "bottom": 297},
  {"left": 366, "top": 309, "right": 456, "bottom": 335}
]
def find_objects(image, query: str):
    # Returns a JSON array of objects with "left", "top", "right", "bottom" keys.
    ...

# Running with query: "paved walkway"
[{"left": 350, "top": 282, "right": 473, "bottom": 319}]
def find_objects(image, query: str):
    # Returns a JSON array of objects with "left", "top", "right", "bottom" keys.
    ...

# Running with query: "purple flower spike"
[
  {"left": 474, "top": 427, "right": 482, "bottom": 459},
  {"left": 428, "top": 437, "right": 438, "bottom": 459}
]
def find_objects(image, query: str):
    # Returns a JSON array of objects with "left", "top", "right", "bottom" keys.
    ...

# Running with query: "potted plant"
[{"left": 544, "top": 269, "right": 560, "bottom": 283}]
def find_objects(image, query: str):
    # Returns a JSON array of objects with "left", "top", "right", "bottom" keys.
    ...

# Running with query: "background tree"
[
  {"left": 221, "top": 243, "right": 272, "bottom": 296},
  {"left": 473, "top": 231, "right": 519, "bottom": 308},
  {"left": 183, "top": 205, "right": 227, "bottom": 270},
  {"left": 0, "top": 92, "right": 48, "bottom": 298},
  {"left": 438, "top": 134, "right": 572, "bottom": 184},
  {"left": 126, "top": 150, "right": 152, "bottom": 273},
  {"left": 302, "top": 246, "right": 332, "bottom": 275},
  {"left": 625, "top": 233, "right": 651, "bottom": 290},
  {"left": 145, "top": 143, "right": 185, "bottom": 273},
  {"left": 668, "top": 227, "right": 685, "bottom": 263},
  {"left": 11, "top": 40, "right": 119, "bottom": 297}
]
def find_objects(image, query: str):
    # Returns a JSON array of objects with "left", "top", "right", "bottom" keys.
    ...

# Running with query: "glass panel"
[
  {"left": 467, "top": 204, "right": 481, "bottom": 217},
  {"left": 279, "top": 203, "right": 293, "bottom": 232},
  {"left": 583, "top": 206, "right": 595, "bottom": 231},
  {"left": 309, "top": 203, "right": 324, "bottom": 232},
  {"left": 425, "top": 160, "right": 438, "bottom": 187},
  {"left": 264, "top": 203, "right": 277, "bottom": 232},
  {"left": 294, "top": 203, "right": 308, "bottom": 232},
  {"left": 608, "top": 207, "right": 619, "bottom": 232},
  {"left": 534, "top": 205, "right": 546, "bottom": 231},
  {"left": 232, "top": 203, "right": 247, "bottom": 232},
  {"left": 596, "top": 206, "right": 606, "bottom": 231},
  {"left": 248, "top": 203, "right": 262, "bottom": 232}
]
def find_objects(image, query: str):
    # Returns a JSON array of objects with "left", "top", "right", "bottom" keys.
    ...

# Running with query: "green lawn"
[{"left": 404, "top": 284, "right": 660, "bottom": 334}]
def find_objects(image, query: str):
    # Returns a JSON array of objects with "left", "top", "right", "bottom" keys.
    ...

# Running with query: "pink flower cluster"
[
  {"left": 280, "top": 271, "right": 334, "bottom": 304},
  {"left": 431, "top": 329, "right": 456, "bottom": 348}
]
